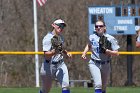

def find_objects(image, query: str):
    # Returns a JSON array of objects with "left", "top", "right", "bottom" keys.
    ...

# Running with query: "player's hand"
[
  {"left": 81, "top": 53, "right": 86, "bottom": 59},
  {"left": 105, "top": 49, "right": 110, "bottom": 55},
  {"left": 51, "top": 49, "right": 56, "bottom": 55},
  {"left": 138, "top": 30, "right": 140, "bottom": 35},
  {"left": 106, "top": 49, "right": 119, "bottom": 56},
  {"left": 67, "top": 52, "right": 72, "bottom": 58}
]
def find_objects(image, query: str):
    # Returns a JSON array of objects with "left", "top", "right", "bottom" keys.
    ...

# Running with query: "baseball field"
[{"left": 0, "top": 87, "right": 140, "bottom": 93}]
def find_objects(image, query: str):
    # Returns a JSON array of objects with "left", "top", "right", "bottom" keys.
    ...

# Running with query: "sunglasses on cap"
[
  {"left": 55, "top": 23, "right": 66, "bottom": 29},
  {"left": 95, "top": 25, "right": 104, "bottom": 28}
]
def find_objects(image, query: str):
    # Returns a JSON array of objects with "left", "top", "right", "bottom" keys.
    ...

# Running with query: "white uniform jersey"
[
  {"left": 89, "top": 33, "right": 120, "bottom": 61},
  {"left": 137, "top": 35, "right": 140, "bottom": 42},
  {"left": 42, "top": 32, "right": 64, "bottom": 63}
]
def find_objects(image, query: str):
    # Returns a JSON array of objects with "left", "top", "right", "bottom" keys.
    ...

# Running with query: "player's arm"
[
  {"left": 43, "top": 49, "right": 56, "bottom": 60},
  {"left": 136, "top": 30, "right": 140, "bottom": 48},
  {"left": 43, "top": 37, "right": 56, "bottom": 59},
  {"left": 44, "top": 49, "right": 56, "bottom": 56},
  {"left": 62, "top": 50, "right": 72, "bottom": 58},
  {"left": 106, "top": 49, "right": 119, "bottom": 56},
  {"left": 136, "top": 34, "right": 140, "bottom": 48},
  {"left": 81, "top": 44, "right": 91, "bottom": 59},
  {"left": 136, "top": 41, "right": 140, "bottom": 48}
]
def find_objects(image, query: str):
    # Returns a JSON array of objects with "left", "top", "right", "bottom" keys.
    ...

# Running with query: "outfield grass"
[{"left": 0, "top": 87, "right": 140, "bottom": 93}]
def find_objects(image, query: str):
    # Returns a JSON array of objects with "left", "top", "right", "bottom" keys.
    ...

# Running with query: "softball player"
[
  {"left": 136, "top": 29, "right": 140, "bottom": 47},
  {"left": 81, "top": 20, "right": 120, "bottom": 93},
  {"left": 39, "top": 19, "right": 72, "bottom": 93}
]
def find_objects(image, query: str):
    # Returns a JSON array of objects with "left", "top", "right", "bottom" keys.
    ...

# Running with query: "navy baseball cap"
[{"left": 53, "top": 19, "right": 66, "bottom": 29}]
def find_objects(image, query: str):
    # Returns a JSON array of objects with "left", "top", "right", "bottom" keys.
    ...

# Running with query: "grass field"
[{"left": 0, "top": 87, "right": 140, "bottom": 93}]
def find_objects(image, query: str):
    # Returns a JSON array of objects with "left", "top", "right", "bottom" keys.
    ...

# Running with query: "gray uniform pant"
[
  {"left": 40, "top": 61, "right": 70, "bottom": 93},
  {"left": 88, "top": 59, "right": 110, "bottom": 91}
]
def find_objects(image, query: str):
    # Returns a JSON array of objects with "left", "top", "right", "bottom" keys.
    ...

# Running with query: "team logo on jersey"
[{"left": 91, "top": 38, "right": 98, "bottom": 46}]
